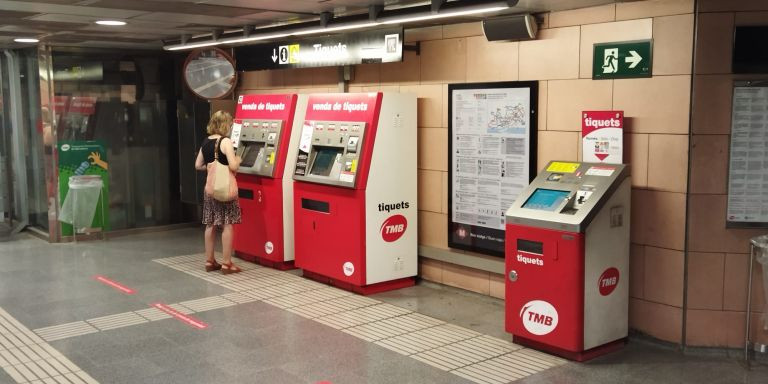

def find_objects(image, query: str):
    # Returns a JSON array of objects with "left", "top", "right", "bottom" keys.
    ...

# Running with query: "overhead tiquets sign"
[{"left": 448, "top": 82, "right": 538, "bottom": 257}]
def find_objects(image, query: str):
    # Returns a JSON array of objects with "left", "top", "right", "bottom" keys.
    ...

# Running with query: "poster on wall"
[
  {"left": 582, "top": 111, "right": 624, "bottom": 164},
  {"left": 727, "top": 83, "right": 768, "bottom": 227},
  {"left": 57, "top": 141, "right": 109, "bottom": 236},
  {"left": 448, "top": 82, "right": 538, "bottom": 257}
]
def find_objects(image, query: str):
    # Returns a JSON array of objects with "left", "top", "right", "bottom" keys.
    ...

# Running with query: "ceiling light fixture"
[
  {"left": 163, "top": 3, "right": 509, "bottom": 51},
  {"left": 95, "top": 20, "right": 127, "bottom": 26},
  {"left": 14, "top": 38, "right": 39, "bottom": 43}
]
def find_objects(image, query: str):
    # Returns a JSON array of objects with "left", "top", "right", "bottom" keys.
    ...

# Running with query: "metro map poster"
[{"left": 448, "top": 82, "right": 538, "bottom": 257}]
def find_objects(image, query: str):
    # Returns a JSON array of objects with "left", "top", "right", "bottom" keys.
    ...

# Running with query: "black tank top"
[{"left": 201, "top": 137, "right": 229, "bottom": 165}]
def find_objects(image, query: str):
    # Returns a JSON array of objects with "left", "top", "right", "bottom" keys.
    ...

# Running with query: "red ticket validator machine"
[
  {"left": 292, "top": 92, "right": 417, "bottom": 294},
  {"left": 504, "top": 161, "right": 630, "bottom": 361},
  {"left": 233, "top": 94, "right": 306, "bottom": 269}
]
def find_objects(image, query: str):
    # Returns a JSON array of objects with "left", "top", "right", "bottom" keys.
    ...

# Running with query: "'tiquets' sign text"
[{"left": 582, "top": 111, "right": 623, "bottom": 164}]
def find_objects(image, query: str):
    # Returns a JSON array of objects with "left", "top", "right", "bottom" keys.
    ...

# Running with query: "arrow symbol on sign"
[
  {"left": 271, "top": 49, "right": 278, "bottom": 63},
  {"left": 625, "top": 50, "right": 642, "bottom": 69}
]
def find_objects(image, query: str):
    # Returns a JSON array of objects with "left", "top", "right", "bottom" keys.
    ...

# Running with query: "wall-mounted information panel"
[
  {"left": 727, "top": 82, "right": 768, "bottom": 227},
  {"left": 448, "top": 81, "right": 538, "bottom": 257}
]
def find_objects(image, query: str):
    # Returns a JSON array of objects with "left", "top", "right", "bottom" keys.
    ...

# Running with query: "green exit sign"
[{"left": 593, "top": 40, "right": 653, "bottom": 79}]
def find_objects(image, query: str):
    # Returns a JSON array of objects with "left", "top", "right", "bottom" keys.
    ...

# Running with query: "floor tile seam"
[{"left": 453, "top": 364, "right": 519, "bottom": 384}]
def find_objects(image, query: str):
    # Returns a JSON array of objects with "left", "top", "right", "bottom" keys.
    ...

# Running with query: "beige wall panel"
[
  {"left": 401, "top": 84, "right": 443, "bottom": 128},
  {"left": 688, "top": 194, "right": 766, "bottom": 254},
  {"left": 418, "top": 211, "right": 448, "bottom": 249},
  {"left": 549, "top": 4, "right": 615, "bottom": 28},
  {"left": 689, "top": 134, "right": 729, "bottom": 194},
  {"left": 647, "top": 134, "right": 689, "bottom": 193},
  {"left": 630, "top": 243, "right": 645, "bottom": 299},
  {"left": 547, "top": 79, "right": 613, "bottom": 132},
  {"left": 624, "top": 133, "right": 649, "bottom": 188},
  {"left": 419, "top": 258, "right": 444, "bottom": 283},
  {"left": 351, "top": 63, "right": 381, "bottom": 86},
  {"left": 629, "top": 298, "right": 683, "bottom": 343},
  {"left": 691, "top": 75, "right": 733, "bottom": 135},
  {"left": 613, "top": 76, "right": 691, "bottom": 134},
  {"left": 536, "top": 131, "right": 579, "bottom": 171},
  {"left": 418, "top": 169, "right": 443, "bottom": 213},
  {"left": 442, "top": 262, "right": 491, "bottom": 295},
  {"left": 381, "top": 51, "right": 421, "bottom": 85},
  {"left": 653, "top": 14, "right": 694, "bottom": 75},
  {"left": 538, "top": 81, "right": 548, "bottom": 131},
  {"left": 631, "top": 189, "right": 686, "bottom": 250},
  {"left": 441, "top": 171, "right": 448, "bottom": 214},
  {"left": 256, "top": 69, "right": 285, "bottom": 89},
  {"left": 616, "top": 0, "right": 694, "bottom": 20},
  {"left": 686, "top": 252, "right": 725, "bottom": 310},
  {"left": 283, "top": 68, "right": 314, "bottom": 88},
  {"left": 442, "top": 84, "right": 448, "bottom": 128},
  {"left": 643, "top": 246, "right": 684, "bottom": 307},
  {"left": 723, "top": 253, "right": 749, "bottom": 311},
  {"left": 313, "top": 67, "right": 339, "bottom": 88},
  {"left": 685, "top": 310, "right": 745, "bottom": 348},
  {"left": 519, "top": 26, "right": 580, "bottom": 80},
  {"left": 466, "top": 37, "right": 519, "bottom": 83},
  {"left": 240, "top": 71, "right": 259, "bottom": 89},
  {"left": 421, "top": 38, "right": 468, "bottom": 84},
  {"left": 490, "top": 273, "right": 505, "bottom": 300},
  {"left": 418, "top": 128, "right": 448, "bottom": 171},
  {"left": 694, "top": 13, "right": 734, "bottom": 75},
  {"left": 579, "top": 19, "right": 652, "bottom": 79},
  {"left": 443, "top": 22, "right": 484, "bottom": 39},
  {"left": 405, "top": 26, "right": 443, "bottom": 43},
  {"left": 735, "top": 11, "right": 768, "bottom": 25}
]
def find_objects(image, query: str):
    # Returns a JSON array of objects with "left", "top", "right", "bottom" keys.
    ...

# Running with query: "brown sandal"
[
  {"left": 205, "top": 260, "right": 222, "bottom": 272},
  {"left": 221, "top": 262, "right": 242, "bottom": 275}
]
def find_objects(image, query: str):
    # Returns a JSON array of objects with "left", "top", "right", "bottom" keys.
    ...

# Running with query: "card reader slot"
[
  {"left": 301, "top": 198, "right": 330, "bottom": 213},
  {"left": 238, "top": 189, "right": 254, "bottom": 200}
]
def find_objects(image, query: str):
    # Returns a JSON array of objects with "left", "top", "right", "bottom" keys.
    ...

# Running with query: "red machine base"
[
  {"left": 235, "top": 252, "right": 296, "bottom": 271},
  {"left": 302, "top": 270, "right": 415, "bottom": 295},
  {"left": 512, "top": 336, "right": 626, "bottom": 362}
]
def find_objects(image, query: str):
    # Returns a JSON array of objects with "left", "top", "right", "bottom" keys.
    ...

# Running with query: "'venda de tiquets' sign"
[
  {"left": 235, "top": 28, "right": 403, "bottom": 70},
  {"left": 581, "top": 111, "right": 624, "bottom": 164}
]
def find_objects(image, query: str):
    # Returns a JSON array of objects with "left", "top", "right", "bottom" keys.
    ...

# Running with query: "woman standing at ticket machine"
[{"left": 194, "top": 111, "right": 243, "bottom": 274}]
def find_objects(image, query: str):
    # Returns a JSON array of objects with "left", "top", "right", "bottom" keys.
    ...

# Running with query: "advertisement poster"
[
  {"left": 727, "top": 85, "right": 768, "bottom": 227},
  {"left": 448, "top": 82, "right": 538, "bottom": 257},
  {"left": 582, "top": 111, "right": 624, "bottom": 164},
  {"left": 58, "top": 141, "right": 109, "bottom": 236}
]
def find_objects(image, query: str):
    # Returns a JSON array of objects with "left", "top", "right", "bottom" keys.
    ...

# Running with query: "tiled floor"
[{"left": 0, "top": 228, "right": 766, "bottom": 384}]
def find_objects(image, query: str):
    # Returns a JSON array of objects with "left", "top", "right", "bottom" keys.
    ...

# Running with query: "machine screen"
[
  {"left": 522, "top": 189, "right": 570, "bottom": 211},
  {"left": 240, "top": 142, "right": 265, "bottom": 168},
  {"left": 310, "top": 147, "right": 343, "bottom": 176}
]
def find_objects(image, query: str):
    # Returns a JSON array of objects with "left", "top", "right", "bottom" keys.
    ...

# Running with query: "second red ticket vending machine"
[
  {"left": 292, "top": 92, "right": 417, "bottom": 294},
  {"left": 233, "top": 94, "right": 306, "bottom": 269}
]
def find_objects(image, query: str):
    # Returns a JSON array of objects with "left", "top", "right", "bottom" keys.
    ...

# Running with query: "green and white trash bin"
[
  {"left": 58, "top": 175, "right": 105, "bottom": 240},
  {"left": 746, "top": 234, "right": 768, "bottom": 363}
]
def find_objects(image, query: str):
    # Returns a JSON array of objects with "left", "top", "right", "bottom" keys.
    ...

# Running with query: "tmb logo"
[
  {"left": 380, "top": 215, "right": 407, "bottom": 242},
  {"left": 598, "top": 267, "right": 620, "bottom": 296},
  {"left": 520, "top": 300, "right": 559, "bottom": 336}
]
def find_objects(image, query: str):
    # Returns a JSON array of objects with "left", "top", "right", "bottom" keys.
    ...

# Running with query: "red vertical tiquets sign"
[{"left": 581, "top": 111, "right": 623, "bottom": 164}]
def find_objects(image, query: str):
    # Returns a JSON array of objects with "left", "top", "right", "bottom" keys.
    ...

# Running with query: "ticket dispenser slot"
[
  {"left": 236, "top": 119, "right": 284, "bottom": 178},
  {"left": 294, "top": 121, "right": 366, "bottom": 188}
]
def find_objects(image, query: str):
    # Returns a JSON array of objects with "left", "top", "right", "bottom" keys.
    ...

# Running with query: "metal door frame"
[{"left": 2, "top": 50, "right": 29, "bottom": 235}]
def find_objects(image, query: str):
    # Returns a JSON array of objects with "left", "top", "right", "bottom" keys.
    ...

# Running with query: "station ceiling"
[{"left": 0, "top": 0, "right": 621, "bottom": 49}]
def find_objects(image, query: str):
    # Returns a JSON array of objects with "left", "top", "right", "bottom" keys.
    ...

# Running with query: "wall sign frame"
[
  {"left": 727, "top": 81, "right": 768, "bottom": 228},
  {"left": 448, "top": 81, "right": 538, "bottom": 257}
]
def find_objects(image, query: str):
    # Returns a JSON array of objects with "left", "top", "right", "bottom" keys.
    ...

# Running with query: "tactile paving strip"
[{"left": 0, "top": 307, "right": 98, "bottom": 383}]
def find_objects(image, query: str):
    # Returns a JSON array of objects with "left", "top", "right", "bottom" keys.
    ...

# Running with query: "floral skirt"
[{"left": 202, "top": 194, "right": 242, "bottom": 226}]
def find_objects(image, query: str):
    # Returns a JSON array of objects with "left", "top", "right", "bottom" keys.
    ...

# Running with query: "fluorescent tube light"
[
  {"left": 14, "top": 38, "right": 39, "bottom": 43},
  {"left": 95, "top": 20, "right": 127, "bottom": 26},
  {"left": 291, "top": 22, "right": 380, "bottom": 36},
  {"left": 381, "top": 6, "right": 508, "bottom": 24}
]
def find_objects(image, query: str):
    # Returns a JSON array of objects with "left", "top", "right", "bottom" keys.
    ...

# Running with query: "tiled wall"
[
  {"left": 686, "top": 0, "right": 768, "bottom": 347},
  {"left": 236, "top": 0, "right": 700, "bottom": 345}
]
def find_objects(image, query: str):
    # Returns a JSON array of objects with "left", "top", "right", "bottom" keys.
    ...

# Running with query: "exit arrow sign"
[{"left": 593, "top": 40, "right": 652, "bottom": 79}]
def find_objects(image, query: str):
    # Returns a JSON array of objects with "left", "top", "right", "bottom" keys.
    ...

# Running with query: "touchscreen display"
[
  {"left": 522, "top": 189, "right": 570, "bottom": 212},
  {"left": 240, "top": 142, "right": 265, "bottom": 168},
  {"left": 309, "top": 147, "right": 343, "bottom": 176}
]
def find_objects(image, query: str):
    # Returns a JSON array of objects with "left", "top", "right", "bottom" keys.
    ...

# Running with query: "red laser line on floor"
[
  {"left": 152, "top": 303, "right": 208, "bottom": 329},
  {"left": 93, "top": 275, "right": 135, "bottom": 294}
]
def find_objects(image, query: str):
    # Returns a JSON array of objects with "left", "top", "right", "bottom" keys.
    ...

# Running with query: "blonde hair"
[{"left": 206, "top": 110, "right": 233, "bottom": 136}]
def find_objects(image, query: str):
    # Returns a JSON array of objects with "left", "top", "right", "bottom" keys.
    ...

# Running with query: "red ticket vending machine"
[
  {"left": 292, "top": 92, "right": 417, "bottom": 294},
  {"left": 504, "top": 161, "right": 630, "bottom": 361},
  {"left": 233, "top": 94, "right": 306, "bottom": 269}
]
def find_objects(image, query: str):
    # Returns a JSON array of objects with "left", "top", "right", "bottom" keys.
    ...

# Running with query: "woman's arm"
[
  {"left": 220, "top": 138, "right": 241, "bottom": 172},
  {"left": 194, "top": 148, "right": 207, "bottom": 171}
]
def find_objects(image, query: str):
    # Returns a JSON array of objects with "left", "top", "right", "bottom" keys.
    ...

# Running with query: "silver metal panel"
[
  {"left": 505, "top": 161, "right": 630, "bottom": 233},
  {"left": 236, "top": 119, "right": 284, "bottom": 177},
  {"left": 292, "top": 120, "right": 367, "bottom": 188}
]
